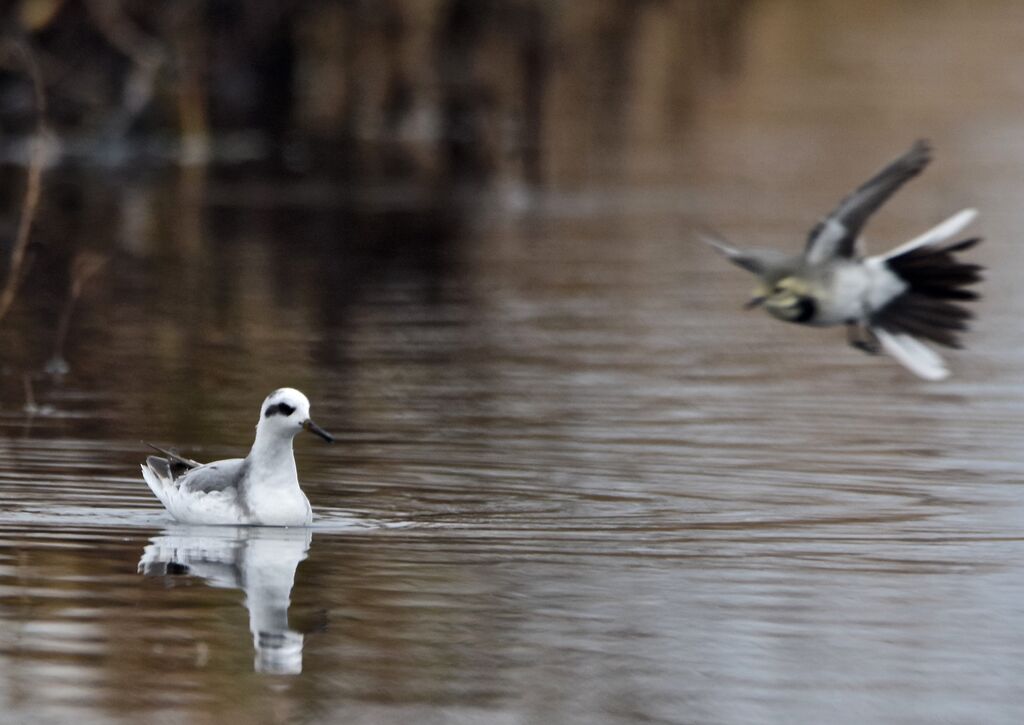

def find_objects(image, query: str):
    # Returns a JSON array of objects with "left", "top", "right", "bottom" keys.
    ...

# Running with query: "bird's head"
[
  {"left": 700, "top": 232, "right": 806, "bottom": 314},
  {"left": 257, "top": 388, "right": 334, "bottom": 442},
  {"left": 747, "top": 276, "right": 819, "bottom": 323}
]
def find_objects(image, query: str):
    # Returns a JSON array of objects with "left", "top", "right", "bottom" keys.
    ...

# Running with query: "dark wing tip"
[
  {"left": 907, "top": 138, "right": 933, "bottom": 164},
  {"left": 898, "top": 139, "right": 933, "bottom": 177},
  {"left": 911, "top": 138, "right": 932, "bottom": 155},
  {"left": 144, "top": 441, "right": 202, "bottom": 469},
  {"left": 145, "top": 456, "right": 171, "bottom": 478}
]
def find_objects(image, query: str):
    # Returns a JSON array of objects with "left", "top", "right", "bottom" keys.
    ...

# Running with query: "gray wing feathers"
[
  {"left": 805, "top": 140, "right": 932, "bottom": 264},
  {"left": 700, "top": 232, "right": 795, "bottom": 279},
  {"left": 178, "top": 459, "right": 247, "bottom": 494},
  {"left": 700, "top": 233, "right": 765, "bottom": 274}
]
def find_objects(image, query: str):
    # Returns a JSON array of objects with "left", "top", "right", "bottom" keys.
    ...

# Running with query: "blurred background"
[
  {"left": 0, "top": 0, "right": 1016, "bottom": 405},
  {"left": 0, "top": 0, "right": 753, "bottom": 408},
  {"left": 3, "top": 2, "right": 1024, "bottom": 724}
]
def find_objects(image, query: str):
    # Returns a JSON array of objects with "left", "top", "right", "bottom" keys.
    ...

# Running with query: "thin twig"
[
  {"left": 83, "top": 0, "right": 164, "bottom": 70},
  {"left": 49, "top": 251, "right": 107, "bottom": 373},
  {"left": 0, "top": 39, "right": 48, "bottom": 324},
  {"left": 22, "top": 373, "right": 35, "bottom": 410},
  {"left": 83, "top": 0, "right": 165, "bottom": 137}
]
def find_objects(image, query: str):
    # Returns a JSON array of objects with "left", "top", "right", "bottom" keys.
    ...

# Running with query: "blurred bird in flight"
[{"left": 705, "top": 140, "right": 983, "bottom": 380}]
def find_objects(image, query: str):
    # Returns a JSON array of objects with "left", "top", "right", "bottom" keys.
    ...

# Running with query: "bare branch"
[{"left": 0, "top": 39, "right": 48, "bottom": 324}]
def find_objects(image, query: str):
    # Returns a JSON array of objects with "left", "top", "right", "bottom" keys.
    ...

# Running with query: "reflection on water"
[{"left": 139, "top": 527, "right": 311, "bottom": 675}]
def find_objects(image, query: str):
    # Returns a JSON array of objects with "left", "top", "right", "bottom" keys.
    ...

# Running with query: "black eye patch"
[{"left": 264, "top": 402, "right": 296, "bottom": 418}]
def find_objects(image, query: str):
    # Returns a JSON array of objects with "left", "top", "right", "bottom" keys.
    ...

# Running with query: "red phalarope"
[{"left": 141, "top": 388, "right": 334, "bottom": 526}]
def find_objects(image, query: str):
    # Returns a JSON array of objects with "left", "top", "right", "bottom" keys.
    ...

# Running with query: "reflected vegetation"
[
  {"left": 0, "top": 0, "right": 754, "bottom": 436},
  {"left": 138, "top": 526, "right": 311, "bottom": 675}
]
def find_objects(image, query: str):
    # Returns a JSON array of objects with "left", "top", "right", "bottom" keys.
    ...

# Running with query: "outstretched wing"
[
  {"left": 700, "top": 232, "right": 769, "bottom": 275},
  {"left": 700, "top": 231, "right": 796, "bottom": 279},
  {"left": 804, "top": 140, "right": 932, "bottom": 265}
]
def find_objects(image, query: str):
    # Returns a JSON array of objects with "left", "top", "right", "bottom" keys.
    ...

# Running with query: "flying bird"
[{"left": 705, "top": 140, "right": 983, "bottom": 380}]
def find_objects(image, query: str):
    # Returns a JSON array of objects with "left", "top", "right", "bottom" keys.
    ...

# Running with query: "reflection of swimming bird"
[
  {"left": 141, "top": 388, "right": 334, "bottom": 525},
  {"left": 705, "top": 140, "right": 983, "bottom": 380},
  {"left": 139, "top": 526, "right": 312, "bottom": 675}
]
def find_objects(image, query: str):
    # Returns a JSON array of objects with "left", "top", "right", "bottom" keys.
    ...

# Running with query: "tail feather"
[
  {"left": 941, "top": 237, "right": 981, "bottom": 255},
  {"left": 875, "top": 329, "right": 950, "bottom": 381},
  {"left": 880, "top": 208, "right": 977, "bottom": 260},
  {"left": 141, "top": 462, "right": 173, "bottom": 507},
  {"left": 872, "top": 234, "right": 983, "bottom": 350}
]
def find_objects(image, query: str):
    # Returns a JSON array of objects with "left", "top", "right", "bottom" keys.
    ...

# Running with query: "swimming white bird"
[
  {"left": 705, "top": 140, "right": 984, "bottom": 381},
  {"left": 141, "top": 388, "right": 334, "bottom": 526}
]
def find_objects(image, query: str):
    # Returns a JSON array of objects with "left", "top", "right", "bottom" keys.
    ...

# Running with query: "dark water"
[{"left": 4, "top": 2, "right": 1024, "bottom": 724}]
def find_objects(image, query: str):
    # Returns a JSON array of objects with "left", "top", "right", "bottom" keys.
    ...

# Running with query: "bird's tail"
[
  {"left": 871, "top": 209, "right": 983, "bottom": 345},
  {"left": 873, "top": 329, "right": 951, "bottom": 381},
  {"left": 866, "top": 210, "right": 983, "bottom": 381},
  {"left": 873, "top": 236, "right": 983, "bottom": 350},
  {"left": 141, "top": 457, "right": 174, "bottom": 506}
]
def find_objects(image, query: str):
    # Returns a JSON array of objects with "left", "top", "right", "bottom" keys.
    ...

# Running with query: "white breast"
[
  {"left": 812, "top": 260, "right": 906, "bottom": 326},
  {"left": 244, "top": 480, "right": 312, "bottom": 526}
]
